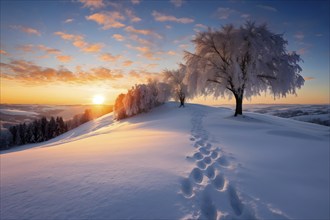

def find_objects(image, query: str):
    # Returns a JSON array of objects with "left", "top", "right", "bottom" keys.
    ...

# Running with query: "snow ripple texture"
[{"left": 181, "top": 109, "right": 256, "bottom": 220}]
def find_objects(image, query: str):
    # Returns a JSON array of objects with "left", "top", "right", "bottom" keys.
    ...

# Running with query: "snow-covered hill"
[{"left": 1, "top": 103, "right": 329, "bottom": 220}]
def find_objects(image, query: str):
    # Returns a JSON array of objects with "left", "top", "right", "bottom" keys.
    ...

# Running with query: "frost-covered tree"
[
  {"left": 184, "top": 22, "right": 304, "bottom": 116},
  {"left": 163, "top": 64, "right": 188, "bottom": 108},
  {"left": 113, "top": 80, "right": 171, "bottom": 120}
]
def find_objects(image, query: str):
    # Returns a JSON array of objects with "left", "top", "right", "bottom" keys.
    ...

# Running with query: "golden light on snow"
[{"left": 92, "top": 95, "right": 105, "bottom": 105}]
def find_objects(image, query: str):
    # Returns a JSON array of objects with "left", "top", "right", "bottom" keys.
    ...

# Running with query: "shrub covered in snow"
[{"left": 114, "top": 81, "right": 171, "bottom": 120}]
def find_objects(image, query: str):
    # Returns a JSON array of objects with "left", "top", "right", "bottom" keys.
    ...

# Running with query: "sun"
[{"left": 92, "top": 95, "right": 105, "bottom": 105}]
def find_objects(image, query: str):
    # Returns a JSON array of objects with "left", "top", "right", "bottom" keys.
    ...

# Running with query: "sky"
[{"left": 0, "top": 0, "right": 329, "bottom": 105}]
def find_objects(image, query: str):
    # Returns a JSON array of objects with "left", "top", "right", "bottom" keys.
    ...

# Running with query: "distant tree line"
[{"left": 1, "top": 108, "right": 111, "bottom": 150}]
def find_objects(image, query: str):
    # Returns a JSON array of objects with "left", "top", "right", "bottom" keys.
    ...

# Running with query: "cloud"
[
  {"left": 125, "top": 9, "right": 141, "bottom": 23},
  {"left": 126, "top": 44, "right": 160, "bottom": 60},
  {"left": 0, "top": 49, "right": 7, "bottom": 54},
  {"left": 304, "top": 76, "right": 315, "bottom": 81},
  {"left": 99, "top": 53, "right": 122, "bottom": 62},
  {"left": 294, "top": 32, "right": 304, "bottom": 41},
  {"left": 167, "top": 50, "right": 176, "bottom": 55},
  {"left": 10, "top": 25, "right": 41, "bottom": 36},
  {"left": 257, "top": 4, "right": 277, "bottom": 12},
  {"left": 146, "top": 63, "right": 158, "bottom": 69},
  {"left": 125, "top": 26, "right": 162, "bottom": 39},
  {"left": 1, "top": 59, "right": 123, "bottom": 84},
  {"left": 152, "top": 11, "right": 194, "bottom": 24},
  {"left": 56, "top": 55, "right": 72, "bottom": 62},
  {"left": 54, "top": 31, "right": 80, "bottom": 41},
  {"left": 131, "top": 0, "right": 141, "bottom": 4},
  {"left": 86, "top": 12, "right": 125, "bottom": 29},
  {"left": 129, "top": 34, "right": 151, "bottom": 46},
  {"left": 165, "top": 25, "right": 172, "bottom": 29},
  {"left": 195, "top": 23, "right": 207, "bottom": 29},
  {"left": 64, "top": 18, "right": 74, "bottom": 23},
  {"left": 79, "top": 0, "right": 105, "bottom": 9},
  {"left": 129, "top": 70, "right": 141, "bottom": 78},
  {"left": 54, "top": 31, "right": 103, "bottom": 53},
  {"left": 179, "top": 44, "right": 188, "bottom": 49},
  {"left": 17, "top": 44, "right": 34, "bottom": 52},
  {"left": 16, "top": 44, "right": 61, "bottom": 55},
  {"left": 123, "top": 60, "right": 133, "bottom": 66},
  {"left": 215, "top": 7, "right": 236, "bottom": 19},
  {"left": 81, "top": 43, "right": 103, "bottom": 53},
  {"left": 112, "top": 34, "right": 125, "bottom": 41},
  {"left": 37, "top": 45, "right": 61, "bottom": 54},
  {"left": 170, "top": 0, "right": 185, "bottom": 7},
  {"left": 315, "top": 33, "right": 323, "bottom": 37}
]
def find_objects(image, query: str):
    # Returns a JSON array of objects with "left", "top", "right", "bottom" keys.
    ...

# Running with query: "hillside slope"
[{"left": 1, "top": 103, "right": 329, "bottom": 219}]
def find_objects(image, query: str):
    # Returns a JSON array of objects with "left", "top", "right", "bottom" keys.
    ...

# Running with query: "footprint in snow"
[
  {"left": 228, "top": 185, "right": 244, "bottom": 216},
  {"left": 200, "top": 148, "right": 211, "bottom": 156},
  {"left": 217, "top": 156, "right": 230, "bottom": 167},
  {"left": 193, "top": 152, "right": 204, "bottom": 160},
  {"left": 200, "top": 193, "right": 217, "bottom": 220},
  {"left": 205, "top": 165, "right": 215, "bottom": 179},
  {"left": 197, "top": 160, "right": 207, "bottom": 169},
  {"left": 203, "top": 156, "right": 212, "bottom": 164},
  {"left": 181, "top": 178, "right": 193, "bottom": 198},
  {"left": 213, "top": 174, "right": 225, "bottom": 191},
  {"left": 190, "top": 168, "right": 203, "bottom": 183},
  {"left": 211, "top": 151, "right": 218, "bottom": 159}
]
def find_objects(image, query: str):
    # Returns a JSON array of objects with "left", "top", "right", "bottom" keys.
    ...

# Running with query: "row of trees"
[
  {"left": 114, "top": 21, "right": 304, "bottom": 119},
  {"left": 1, "top": 109, "right": 95, "bottom": 150},
  {"left": 114, "top": 80, "right": 171, "bottom": 120},
  {"left": 9, "top": 116, "right": 68, "bottom": 146}
]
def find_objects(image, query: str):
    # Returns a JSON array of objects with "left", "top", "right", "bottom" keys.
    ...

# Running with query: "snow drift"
[{"left": 1, "top": 103, "right": 329, "bottom": 219}]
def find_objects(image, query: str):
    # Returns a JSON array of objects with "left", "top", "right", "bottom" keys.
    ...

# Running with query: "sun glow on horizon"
[{"left": 92, "top": 95, "right": 105, "bottom": 105}]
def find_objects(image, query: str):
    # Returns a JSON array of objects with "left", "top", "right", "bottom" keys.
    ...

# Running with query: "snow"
[
  {"left": 1, "top": 102, "right": 329, "bottom": 219},
  {"left": 0, "top": 109, "right": 39, "bottom": 116}
]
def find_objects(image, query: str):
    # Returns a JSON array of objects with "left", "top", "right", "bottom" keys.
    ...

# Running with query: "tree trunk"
[
  {"left": 179, "top": 97, "right": 185, "bottom": 108},
  {"left": 234, "top": 94, "right": 243, "bottom": 116}
]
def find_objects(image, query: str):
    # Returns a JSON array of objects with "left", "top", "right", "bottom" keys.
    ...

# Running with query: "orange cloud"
[
  {"left": 112, "top": 34, "right": 125, "bottom": 41},
  {"left": 54, "top": 31, "right": 80, "bottom": 41},
  {"left": 0, "top": 50, "right": 7, "bottom": 55},
  {"left": 146, "top": 63, "right": 158, "bottom": 69},
  {"left": 79, "top": 0, "right": 105, "bottom": 9},
  {"left": 129, "top": 70, "right": 141, "bottom": 78},
  {"left": 1, "top": 59, "right": 123, "bottom": 84},
  {"left": 125, "top": 26, "right": 162, "bottom": 39},
  {"left": 123, "top": 60, "right": 133, "bottom": 66},
  {"left": 99, "top": 53, "right": 122, "bottom": 62},
  {"left": 56, "top": 55, "right": 72, "bottom": 62},
  {"left": 86, "top": 12, "right": 125, "bottom": 29},
  {"left": 81, "top": 43, "right": 103, "bottom": 53},
  {"left": 125, "top": 9, "right": 141, "bottom": 23},
  {"left": 167, "top": 50, "right": 176, "bottom": 55},
  {"left": 16, "top": 44, "right": 61, "bottom": 55},
  {"left": 304, "top": 76, "right": 315, "bottom": 81},
  {"left": 16, "top": 44, "right": 34, "bottom": 52},
  {"left": 54, "top": 31, "right": 102, "bottom": 53},
  {"left": 10, "top": 25, "right": 41, "bottom": 36},
  {"left": 129, "top": 34, "right": 151, "bottom": 46},
  {"left": 37, "top": 45, "right": 61, "bottom": 54},
  {"left": 152, "top": 11, "right": 194, "bottom": 23},
  {"left": 126, "top": 44, "right": 160, "bottom": 60}
]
